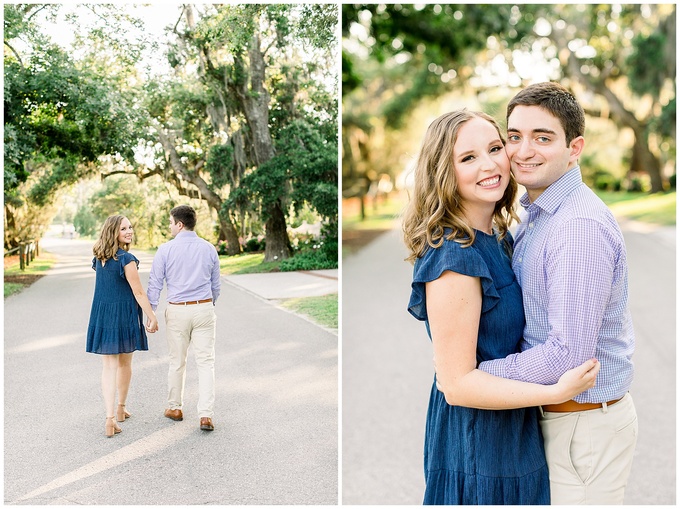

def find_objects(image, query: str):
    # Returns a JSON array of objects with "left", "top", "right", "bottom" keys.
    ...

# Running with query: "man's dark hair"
[
  {"left": 507, "top": 82, "right": 585, "bottom": 146},
  {"left": 170, "top": 205, "right": 197, "bottom": 230}
]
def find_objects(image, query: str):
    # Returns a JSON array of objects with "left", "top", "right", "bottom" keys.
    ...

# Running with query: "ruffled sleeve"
[
  {"left": 408, "top": 238, "right": 500, "bottom": 321},
  {"left": 92, "top": 257, "right": 97, "bottom": 271},
  {"left": 117, "top": 251, "right": 140, "bottom": 279}
]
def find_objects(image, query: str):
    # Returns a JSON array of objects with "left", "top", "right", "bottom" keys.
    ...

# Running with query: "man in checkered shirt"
[{"left": 479, "top": 82, "right": 637, "bottom": 505}]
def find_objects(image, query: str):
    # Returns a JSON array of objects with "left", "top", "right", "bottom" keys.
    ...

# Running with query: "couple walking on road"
[{"left": 86, "top": 205, "right": 220, "bottom": 437}]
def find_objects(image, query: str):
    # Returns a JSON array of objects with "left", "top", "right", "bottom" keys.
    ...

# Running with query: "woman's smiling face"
[
  {"left": 118, "top": 217, "right": 133, "bottom": 245},
  {"left": 452, "top": 116, "right": 510, "bottom": 209}
]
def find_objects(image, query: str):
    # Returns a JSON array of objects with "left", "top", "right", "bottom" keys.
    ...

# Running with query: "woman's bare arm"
[
  {"left": 124, "top": 261, "right": 159, "bottom": 333},
  {"left": 427, "top": 270, "right": 598, "bottom": 410}
]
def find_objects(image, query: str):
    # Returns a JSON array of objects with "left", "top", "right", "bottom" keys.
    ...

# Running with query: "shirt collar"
[
  {"left": 175, "top": 230, "right": 198, "bottom": 239},
  {"left": 519, "top": 165, "right": 583, "bottom": 214}
]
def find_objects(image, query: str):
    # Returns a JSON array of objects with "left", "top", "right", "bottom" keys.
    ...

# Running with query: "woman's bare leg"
[
  {"left": 116, "top": 352, "right": 134, "bottom": 407},
  {"left": 102, "top": 354, "right": 120, "bottom": 418}
]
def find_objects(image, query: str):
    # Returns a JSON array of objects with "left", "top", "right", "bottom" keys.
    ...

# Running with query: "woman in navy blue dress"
[
  {"left": 402, "top": 110, "right": 600, "bottom": 504},
  {"left": 87, "top": 215, "right": 159, "bottom": 437}
]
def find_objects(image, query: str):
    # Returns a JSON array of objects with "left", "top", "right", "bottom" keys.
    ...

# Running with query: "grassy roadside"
[
  {"left": 219, "top": 252, "right": 281, "bottom": 274},
  {"left": 342, "top": 196, "right": 406, "bottom": 257},
  {"left": 341, "top": 190, "right": 676, "bottom": 256},
  {"left": 595, "top": 190, "right": 676, "bottom": 225},
  {"left": 342, "top": 196, "right": 406, "bottom": 231},
  {"left": 4, "top": 252, "right": 57, "bottom": 298},
  {"left": 280, "top": 293, "right": 338, "bottom": 329},
  {"left": 220, "top": 252, "right": 338, "bottom": 331}
]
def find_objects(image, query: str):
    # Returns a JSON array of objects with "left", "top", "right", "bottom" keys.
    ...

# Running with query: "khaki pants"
[
  {"left": 539, "top": 393, "right": 638, "bottom": 505},
  {"left": 165, "top": 302, "right": 216, "bottom": 418}
]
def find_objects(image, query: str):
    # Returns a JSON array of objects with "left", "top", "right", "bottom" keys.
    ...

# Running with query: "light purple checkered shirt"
[
  {"left": 147, "top": 230, "right": 221, "bottom": 310},
  {"left": 479, "top": 166, "right": 634, "bottom": 403}
]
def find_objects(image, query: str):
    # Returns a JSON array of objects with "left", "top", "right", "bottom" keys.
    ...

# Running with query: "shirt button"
[
  {"left": 518, "top": 257, "right": 523, "bottom": 262},
  {"left": 529, "top": 222, "right": 535, "bottom": 228}
]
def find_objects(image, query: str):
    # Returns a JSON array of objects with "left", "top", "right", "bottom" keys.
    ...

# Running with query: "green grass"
[
  {"left": 219, "top": 252, "right": 282, "bottom": 275},
  {"left": 342, "top": 196, "right": 408, "bottom": 257},
  {"left": 280, "top": 293, "right": 338, "bottom": 329},
  {"left": 4, "top": 253, "right": 56, "bottom": 276},
  {"left": 596, "top": 190, "right": 676, "bottom": 226},
  {"left": 4, "top": 252, "right": 57, "bottom": 297},
  {"left": 4, "top": 282, "right": 24, "bottom": 297},
  {"left": 342, "top": 196, "right": 407, "bottom": 231},
  {"left": 219, "top": 252, "right": 337, "bottom": 329}
]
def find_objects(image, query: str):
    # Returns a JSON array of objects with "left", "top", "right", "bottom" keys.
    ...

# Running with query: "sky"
[{"left": 39, "top": 4, "right": 185, "bottom": 76}]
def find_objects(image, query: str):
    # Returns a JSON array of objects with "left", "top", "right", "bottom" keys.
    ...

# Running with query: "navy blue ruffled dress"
[
  {"left": 86, "top": 249, "right": 148, "bottom": 355},
  {"left": 408, "top": 230, "right": 549, "bottom": 505}
]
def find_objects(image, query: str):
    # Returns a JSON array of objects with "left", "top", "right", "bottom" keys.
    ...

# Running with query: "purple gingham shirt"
[
  {"left": 479, "top": 166, "right": 634, "bottom": 403},
  {"left": 147, "top": 230, "right": 221, "bottom": 310}
]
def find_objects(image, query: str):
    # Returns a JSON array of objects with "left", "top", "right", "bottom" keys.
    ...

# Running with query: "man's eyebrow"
[{"left": 507, "top": 127, "right": 558, "bottom": 135}]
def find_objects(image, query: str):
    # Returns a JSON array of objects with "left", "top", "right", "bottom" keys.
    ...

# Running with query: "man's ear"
[{"left": 569, "top": 136, "right": 585, "bottom": 164}]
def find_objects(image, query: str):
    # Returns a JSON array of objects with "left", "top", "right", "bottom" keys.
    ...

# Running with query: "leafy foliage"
[
  {"left": 342, "top": 4, "right": 536, "bottom": 124},
  {"left": 4, "top": 4, "right": 339, "bottom": 258},
  {"left": 627, "top": 32, "right": 669, "bottom": 99},
  {"left": 343, "top": 3, "right": 675, "bottom": 193},
  {"left": 279, "top": 249, "right": 337, "bottom": 272},
  {"left": 165, "top": 4, "right": 338, "bottom": 260},
  {"left": 4, "top": 4, "right": 146, "bottom": 210},
  {"left": 226, "top": 117, "right": 338, "bottom": 256}
]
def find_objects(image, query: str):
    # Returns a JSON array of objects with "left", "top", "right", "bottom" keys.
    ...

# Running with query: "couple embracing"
[
  {"left": 86, "top": 205, "right": 221, "bottom": 437},
  {"left": 404, "top": 82, "right": 638, "bottom": 505}
]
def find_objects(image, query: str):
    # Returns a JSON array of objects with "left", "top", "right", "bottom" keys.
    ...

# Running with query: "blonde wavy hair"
[
  {"left": 402, "top": 110, "right": 519, "bottom": 264},
  {"left": 92, "top": 215, "right": 130, "bottom": 262}
]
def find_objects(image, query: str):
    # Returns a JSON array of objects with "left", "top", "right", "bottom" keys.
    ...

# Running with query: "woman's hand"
[
  {"left": 146, "top": 315, "right": 159, "bottom": 333},
  {"left": 554, "top": 358, "right": 600, "bottom": 403}
]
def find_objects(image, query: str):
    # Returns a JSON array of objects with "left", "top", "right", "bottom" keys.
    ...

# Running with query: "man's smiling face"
[{"left": 506, "top": 105, "right": 583, "bottom": 202}]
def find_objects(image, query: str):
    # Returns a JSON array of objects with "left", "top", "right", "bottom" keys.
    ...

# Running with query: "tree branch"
[
  {"left": 83, "top": 4, "right": 108, "bottom": 25},
  {"left": 25, "top": 5, "right": 49, "bottom": 23},
  {"left": 156, "top": 127, "right": 223, "bottom": 207},
  {"left": 4, "top": 40, "right": 24, "bottom": 67},
  {"left": 100, "top": 167, "right": 163, "bottom": 182},
  {"left": 173, "top": 5, "right": 187, "bottom": 34},
  {"left": 552, "top": 26, "right": 643, "bottom": 132}
]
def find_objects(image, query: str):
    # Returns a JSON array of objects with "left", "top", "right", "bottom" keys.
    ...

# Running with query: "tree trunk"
[
  {"left": 216, "top": 209, "right": 241, "bottom": 255},
  {"left": 231, "top": 33, "right": 292, "bottom": 259},
  {"left": 240, "top": 34, "right": 276, "bottom": 164},
  {"left": 264, "top": 200, "right": 293, "bottom": 262},
  {"left": 4, "top": 205, "right": 18, "bottom": 249},
  {"left": 593, "top": 87, "right": 665, "bottom": 193},
  {"left": 186, "top": 6, "right": 291, "bottom": 257},
  {"left": 631, "top": 134, "right": 664, "bottom": 192}
]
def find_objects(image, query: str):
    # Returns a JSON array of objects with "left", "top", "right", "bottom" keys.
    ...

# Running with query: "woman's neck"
[{"left": 462, "top": 204, "right": 495, "bottom": 235}]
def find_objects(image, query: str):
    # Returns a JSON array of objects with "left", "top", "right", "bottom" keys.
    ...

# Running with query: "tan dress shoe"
[
  {"left": 200, "top": 417, "right": 214, "bottom": 431},
  {"left": 164, "top": 408, "right": 183, "bottom": 421}
]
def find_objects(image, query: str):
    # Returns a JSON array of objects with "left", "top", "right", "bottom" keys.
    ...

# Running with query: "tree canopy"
[
  {"left": 4, "top": 3, "right": 339, "bottom": 261},
  {"left": 343, "top": 4, "right": 675, "bottom": 194}
]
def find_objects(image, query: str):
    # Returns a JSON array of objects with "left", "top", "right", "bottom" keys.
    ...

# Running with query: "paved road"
[
  {"left": 5, "top": 237, "right": 337, "bottom": 505},
  {"left": 342, "top": 222, "right": 675, "bottom": 505}
]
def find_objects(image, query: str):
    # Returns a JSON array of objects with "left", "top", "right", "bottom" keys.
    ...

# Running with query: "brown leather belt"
[
  {"left": 542, "top": 397, "right": 623, "bottom": 413},
  {"left": 168, "top": 298, "right": 212, "bottom": 306}
]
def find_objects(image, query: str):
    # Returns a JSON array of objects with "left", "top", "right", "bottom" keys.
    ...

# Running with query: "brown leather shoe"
[
  {"left": 200, "top": 417, "right": 214, "bottom": 431},
  {"left": 164, "top": 408, "right": 183, "bottom": 421}
]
